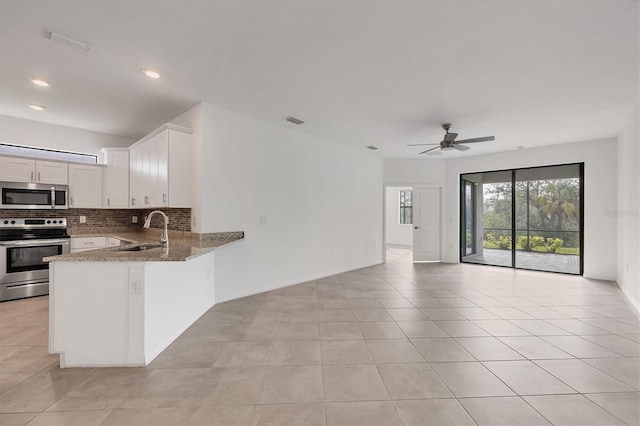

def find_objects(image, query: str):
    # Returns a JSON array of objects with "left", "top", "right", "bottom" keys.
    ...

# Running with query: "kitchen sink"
[{"left": 118, "top": 243, "right": 163, "bottom": 252}]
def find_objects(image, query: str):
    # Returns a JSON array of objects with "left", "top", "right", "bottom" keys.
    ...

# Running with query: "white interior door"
[{"left": 412, "top": 186, "right": 441, "bottom": 262}]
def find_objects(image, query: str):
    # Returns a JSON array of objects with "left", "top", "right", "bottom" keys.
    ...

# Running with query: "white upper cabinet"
[
  {"left": 0, "top": 156, "right": 68, "bottom": 184},
  {"left": 0, "top": 156, "right": 35, "bottom": 182},
  {"left": 36, "top": 160, "right": 68, "bottom": 185},
  {"left": 101, "top": 148, "right": 129, "bottom": 208},
  {"left": 129, "top": 124, "right": 192, "bottom": 208},
  {"left": 68, "top": 164, "right": 103, "bottom": 208}
]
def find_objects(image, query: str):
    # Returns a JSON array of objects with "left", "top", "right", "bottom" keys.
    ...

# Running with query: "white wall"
[
  {"left": 443, "top": 139, "right": 618, "bottom": 281},
  {"left": 0, "top": 115, "right": 133, "bottom": 159},
  {"left": 616, "top": 108, "right": 640, "bottom": 309},
  {"left": 181, "top": 103, "right": 383, "bottom": 303},
  {"left": 384, "top": 159, "right": 445, "bottom": 185},
  {"left": 385, "top": 186, "right": 413, "bottom": 246}
]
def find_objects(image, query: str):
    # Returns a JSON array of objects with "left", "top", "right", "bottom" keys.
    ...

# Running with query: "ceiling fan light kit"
[{"left": 408, "top": 123, "right": 495, "bottom": 155}]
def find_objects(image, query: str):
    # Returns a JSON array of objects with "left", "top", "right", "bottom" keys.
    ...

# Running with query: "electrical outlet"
[
  {"left": 79, "top": 215, "right": 86, "bottom": 224},
  {"left": 129, "top": 279, "right": 141, "bottom": 294},
  {"left": 132, "top": 216, "right": 138, "bottom": 224}
]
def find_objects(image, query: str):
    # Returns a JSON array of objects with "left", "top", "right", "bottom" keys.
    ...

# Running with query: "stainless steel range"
[{"left": 0, "top": 218, "right": 69, "bottom": 302}]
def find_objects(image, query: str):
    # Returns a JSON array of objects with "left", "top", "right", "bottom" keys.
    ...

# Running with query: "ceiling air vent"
[
  {"left": 285, "top": 116, "right": 304, "bottom": 125},
  {"left": 366, "top": 145, "right": 379, "bottom": 151},
  {"left": 44, "top": 28, "right": 91, "bottom": 51}
]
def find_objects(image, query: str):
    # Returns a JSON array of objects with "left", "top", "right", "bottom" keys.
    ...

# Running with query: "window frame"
[
  {"left": 0, "top": 143, "right": 98, "bottom": 164},
  {"left": 399, "top": 189, "right": 413, "bottom": 225}
]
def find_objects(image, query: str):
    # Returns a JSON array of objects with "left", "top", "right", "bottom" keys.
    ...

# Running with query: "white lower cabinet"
[
  {"left": 70, "top": 237, "right": 106, "bottom": 253},
  {"left": 70, "top": 236, "right": 122, "bottom": 253}
]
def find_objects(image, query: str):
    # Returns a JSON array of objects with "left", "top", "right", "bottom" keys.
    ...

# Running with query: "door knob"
[{"left": 414, "top": 226, "right": 420, "bottom": 229}]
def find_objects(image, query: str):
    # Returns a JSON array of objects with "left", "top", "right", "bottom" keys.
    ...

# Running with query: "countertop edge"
[{"left": 45, "top": 231, "right": 244, "bottom": 262}]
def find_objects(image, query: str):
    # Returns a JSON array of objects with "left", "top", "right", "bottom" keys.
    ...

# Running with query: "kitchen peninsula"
[{"left": 45, "top": 230, "right": 243, "bottom": 368}]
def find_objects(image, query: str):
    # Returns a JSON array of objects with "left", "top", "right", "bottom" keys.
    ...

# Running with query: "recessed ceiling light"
[
  {"left": 28, "top": 103, "right": 46, "bottom": 111},
  {"left": 143, "top": 69, "right": 160, "bottom": 79},
  {"left": 30, "top": 78, "right": 50, "bottom": 87}
]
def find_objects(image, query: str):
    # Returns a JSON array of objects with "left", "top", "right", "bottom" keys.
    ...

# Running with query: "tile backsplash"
[{"left": 0, "top": 208, "right": 191, "bottom": 232}]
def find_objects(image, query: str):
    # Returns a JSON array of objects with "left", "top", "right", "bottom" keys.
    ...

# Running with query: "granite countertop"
[{"left": 45, "top": 230, "right": 244, "bottom": 262}]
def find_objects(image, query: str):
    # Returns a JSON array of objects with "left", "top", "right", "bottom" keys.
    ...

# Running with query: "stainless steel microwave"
[{"left": 0, "top": 182, "right": 68, "bottom": 209}]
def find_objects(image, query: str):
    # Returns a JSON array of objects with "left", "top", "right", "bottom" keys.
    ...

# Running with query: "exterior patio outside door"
[{"left": 412, "top": 187, "right": 441, "bottom": 262}]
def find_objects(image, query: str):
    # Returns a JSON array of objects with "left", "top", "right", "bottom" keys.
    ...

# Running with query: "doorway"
[
  {"left": 385, "top": 186, "right": 413, "bottom": 262},
  {"left": 460, "top": 163, "right": 583, "bottom": 274}
]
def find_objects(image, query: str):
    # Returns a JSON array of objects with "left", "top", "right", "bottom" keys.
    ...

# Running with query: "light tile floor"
[{"left": 0, "top": 251, "right": 639, "bottom": 425}]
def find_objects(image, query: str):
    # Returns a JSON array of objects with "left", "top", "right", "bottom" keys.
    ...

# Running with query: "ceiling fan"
[{"left": 407, "top": 123, "right": 495, "bottom": 155}]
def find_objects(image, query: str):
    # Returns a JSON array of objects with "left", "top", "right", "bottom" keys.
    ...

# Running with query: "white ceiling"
[{"left": 0, "top": 0, "right": 637, "bottom": 158}]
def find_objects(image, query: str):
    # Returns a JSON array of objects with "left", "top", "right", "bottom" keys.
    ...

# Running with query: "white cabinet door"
[
  {"left": 166, "top": 129, "right": 192, "bottom": 207},
  {"left": 0, "top": 156, "right": 35, "bottom": 182},
  {"left": 36, "top": 160, "right": 68, "bottom": 184},
  {"left": 156, "top": 131, "right": 169, "bottom": 207},
  {"left": 69, "top": 164, "right": 103, "bottom": 208},
  {"left": 129, "top": 146, "right": 141, "bottom": 207},
  {"left": 102, "top": 149, "right": 129, "bottom": 208},
  {"left": 141, "top": 139, "right": 156, "bottom": 207}
]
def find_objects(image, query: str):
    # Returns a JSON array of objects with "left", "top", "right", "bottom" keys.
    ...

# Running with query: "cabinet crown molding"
[{"left": 128, "top": 123, "right": 193, "bottom": 150}]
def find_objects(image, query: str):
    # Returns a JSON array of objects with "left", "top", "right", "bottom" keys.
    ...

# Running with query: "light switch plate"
[
  {"left": 132, "top": 216, "right": 138, "bottom": 224},
  {"left": 79, "top": 216, "right": 86, "bottom": 224}
]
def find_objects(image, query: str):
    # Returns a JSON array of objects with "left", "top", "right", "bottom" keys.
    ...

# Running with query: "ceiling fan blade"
[
  {"left": 426, "top": 150, "right": 443, "bottom": 156},
  {"left": 419, "top": 146, "right": 440, "bottom": 154},
  {"left": 406, "top": 143, "right": 440, "bottom": 146},
  {"left": 455, "top": 136, "right": 495, "bottom": 144},
  {"left": 453, "top": 144, "right": 470, "bottom": 151},
  {"left": 444, "top": 132, "right": 458, "bottom": 142}
]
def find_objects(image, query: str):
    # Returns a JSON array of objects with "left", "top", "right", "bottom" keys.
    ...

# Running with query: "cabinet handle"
[
  {"left": 38, "top": 172, "right": 40, "bottom": 182},
  {"left": 131, "top": 198, "right": 136, "bottom": 206},
  {"left": 70, "top": 196, "right": 74, "bottom": 206},
  {"left": 107, "top": 198, "right": 111, "bottom": 206},
  {"left": 144, "top": 196, "right": 149, "bottom": 205},
  {"left": 31, "top": 171, "right": 34, "bottom": 181},
  {"left": 163, "top": 193, "right": 167, "bottom": 203}
]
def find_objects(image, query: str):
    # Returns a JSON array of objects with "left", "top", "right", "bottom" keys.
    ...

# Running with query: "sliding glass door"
[
  {"left": 461, "top": 163, "right": 583, "bottom": 275},
  {"left": 461, "top": 179, "right": 476, "bottom": 257}
]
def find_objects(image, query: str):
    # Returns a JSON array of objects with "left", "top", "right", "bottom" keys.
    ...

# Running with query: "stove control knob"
[
  {"left": 47, "top": 220, "right": 51, "bottom": 224},
  {"left": 10, "top": 220, "right": 16, "bottom": 224},
  {"left": 3, "top": 220, "right": 8, "bottom": 225},
  {"left": 53, "top": 220, "right": 58, "bottom": 224}
]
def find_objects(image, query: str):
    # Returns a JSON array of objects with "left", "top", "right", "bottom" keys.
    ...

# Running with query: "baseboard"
[{"left": 618, "top": 285, "right": 640, "bottom": 316}]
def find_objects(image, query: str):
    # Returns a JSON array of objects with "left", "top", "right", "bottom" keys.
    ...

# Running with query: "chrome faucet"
[{"left": 143, "top": 210, "right": 169, "bottom": 247}]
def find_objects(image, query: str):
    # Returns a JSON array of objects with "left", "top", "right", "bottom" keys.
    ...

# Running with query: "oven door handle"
[
  {"left": 51, "top": 187, "right": 55, "bottom": 210},
  {"left": 0, "top": 239, "right": 70, "bottom": 248}
]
